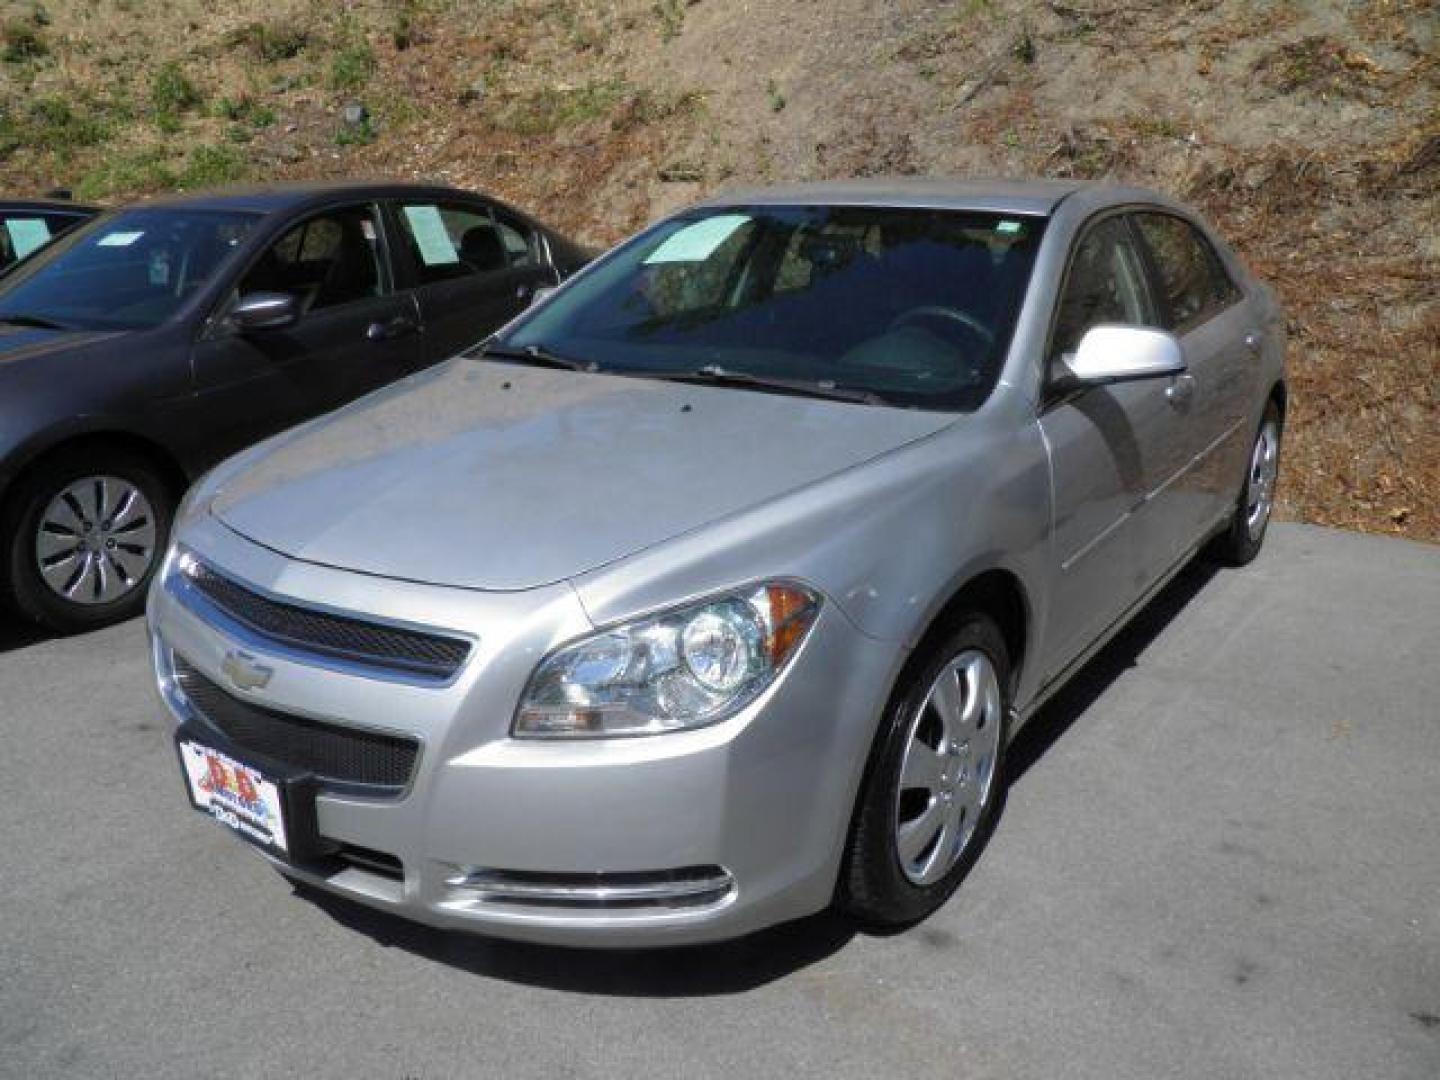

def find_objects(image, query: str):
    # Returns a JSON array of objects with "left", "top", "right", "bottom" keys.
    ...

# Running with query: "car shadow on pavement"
[
  {"left": 292, "top": 881, "right": 855, "bottom": 995},
  {"left": 0, "top": 616, "right": 49, "bottom": 655},
  {"left": 1005, "top": 555, "right": 1220, "bottom": 783},
  {"left": 292, "top": 555, "right": 1224, "bottom": 993}
]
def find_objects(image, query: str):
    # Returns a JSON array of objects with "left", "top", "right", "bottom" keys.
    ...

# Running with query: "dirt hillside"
[{"left": 2, "top": 0, "right": 1436, "bottom": 540}]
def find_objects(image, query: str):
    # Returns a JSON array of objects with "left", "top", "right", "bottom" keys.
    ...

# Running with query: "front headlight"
[{"left": 514, "top": 581, "right": 821, "bottom": 738}]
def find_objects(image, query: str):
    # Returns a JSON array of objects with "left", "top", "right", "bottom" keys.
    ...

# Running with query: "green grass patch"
[
  {"left": 498, "top": 78, "right": 628, "bottom": 135},
  {"left": 180, "top": 143, "right": 248, "bottom": 188},
  {"left": 766, "top": 78, "right": 786, "bottom": 113},
  {"left": 226, "top": 21, "right": 310, "bottom": 62},
  {"left": 654, "top": 0, "right": 686, "bottom": 42},
  {"left": 11, "top": 95, "right": 113, "bottom": 154},
  {"left": 1, "top": 18, "right": 47, "bottom": 63},
  {"left": 213, "top": 95, "right": 276, "bottom": 128},
  {"left": 75, "top": 148, "right": 177, "bottom": 200},
  {"left": 151, "top": 61, "right": 202, "bottom": 130},
  {"left": 329, "top": 40, "right": 376, "bottom": 92}
]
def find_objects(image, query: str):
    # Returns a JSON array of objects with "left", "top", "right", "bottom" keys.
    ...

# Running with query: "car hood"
[{"left": 209, "top": 361, "right": 957, "bottom": 590}]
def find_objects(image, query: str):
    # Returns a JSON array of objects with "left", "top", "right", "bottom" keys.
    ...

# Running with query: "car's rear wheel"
[
  {"left": 3, "top": 448, "right": 173, "bottom": 633},
  {"left": 1212, "top": 400, "right": 1282, "bottom": 567},
  {"left": 838, "top": 614, "right": 1009, "bottom": 927}
]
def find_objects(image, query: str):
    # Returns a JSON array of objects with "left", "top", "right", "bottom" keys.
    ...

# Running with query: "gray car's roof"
[{"left": 698, "top": 177, "right": 1157, "bottom": 216}]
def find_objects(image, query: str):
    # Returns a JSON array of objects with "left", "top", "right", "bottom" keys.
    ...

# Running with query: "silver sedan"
[{"left": 147, "top": 179, "right": 1285, "bottom": 946}]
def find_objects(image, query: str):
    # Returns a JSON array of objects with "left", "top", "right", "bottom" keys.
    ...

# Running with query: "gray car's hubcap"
[
  {"left": 35, "top": 477, "right": 158, "bottom": 605},
  {"left": 895, "top": 649, "right": 1003, "bottom": 886},
  {"left": 1245, "top": 419, "right": 1280, "bottom": 538}
]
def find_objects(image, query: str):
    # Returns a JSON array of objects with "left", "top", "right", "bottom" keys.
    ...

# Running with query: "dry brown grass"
[{"left": 1, "top": 0, "right": 1435, "bottom": 542}]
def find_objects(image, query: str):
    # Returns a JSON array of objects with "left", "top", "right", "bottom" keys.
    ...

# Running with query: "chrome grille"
[
  {"left": 174, "top": 656, "right": 419, "bottom": 793},
  {"left": 185, "top": 560, "right": 469, "bottom": 681}
]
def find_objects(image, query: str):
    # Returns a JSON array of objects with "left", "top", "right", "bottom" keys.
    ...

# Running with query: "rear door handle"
[
  {"left": 367, "top": 315, "right": 418, "bottom": 342},
  {"left": 1165, "top": 373, "right": 1196, "bottom": 408}
]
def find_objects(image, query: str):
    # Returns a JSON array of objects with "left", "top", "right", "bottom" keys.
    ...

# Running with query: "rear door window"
[
  {"left": 395, "top": 202, "right": 533, "bottom": 285},
  {"left": 1132, "top": 212, "right": 1240, "bottom": 331}
]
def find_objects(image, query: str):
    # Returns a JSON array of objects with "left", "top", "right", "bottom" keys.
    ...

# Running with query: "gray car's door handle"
[
  {"left": 1244, "top": 331, "right": 1263, "bottom": 353},
  {"left": 1165, "top": 373, "right": 1196, "bottom": 407},
  {"left": 367, "top": 315, "right": 418, "bottom": 342}
]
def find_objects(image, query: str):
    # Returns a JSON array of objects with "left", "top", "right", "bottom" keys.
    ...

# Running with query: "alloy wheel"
[
  {"left": 1245, "top": 418, "right": 1280, "bottom": 538},
  {"left": 894, "top": 649, "right": 1003, "bottom": 886},
  {"left": 35, "top": 476, "right": 158, "bottom": 606}
]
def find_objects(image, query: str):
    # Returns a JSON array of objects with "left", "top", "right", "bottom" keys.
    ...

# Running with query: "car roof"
[
  {"left": 0, "top": 198, "right": 99, "bottom": 215},
  {"left": 125, "top": 180, "right": 493, "bottom": 215},
  {"left": 697, "top": 177, "right": 1162, "bottom": 216}
]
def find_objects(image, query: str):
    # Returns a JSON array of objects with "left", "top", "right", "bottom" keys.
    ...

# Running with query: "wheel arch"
[
  {"left": 0, "top": 429, "right": 190, "bottom": 526},
  {"left": 1269, "top": 378, "right": 1288, "bottom": 423},
  {"left": 906, "top": 567, "right": 1032, "bottom": 696}
]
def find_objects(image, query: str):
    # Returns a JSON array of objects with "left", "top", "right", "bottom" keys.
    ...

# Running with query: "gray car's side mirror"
[
  {"left": 1061, "top": 325, "right": 1185, "bottom": 386},
  {"left": 231, "top": 292, "right": 300, "bottom": 333}
]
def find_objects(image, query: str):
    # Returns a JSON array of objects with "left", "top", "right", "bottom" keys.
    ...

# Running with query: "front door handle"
[
  {"left": 367, "top": 315, "right": 418, "bottom": 342},
  {"left": 1244, "top": 331, "right": 1262, "bottom": 353},
  {"left": 1165, "top": 373, "right": 1196, "bottom": 408}
]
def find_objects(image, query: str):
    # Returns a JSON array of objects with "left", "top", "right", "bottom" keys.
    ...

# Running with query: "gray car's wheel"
[
  {"left": 838, "top": 613, "right": 1009, "bottom": 927},
  {"left": 1212, "top": 400, "right": 1282, "bottom": 567},
  {"left": 3, "top": 448, "right": 173, "bottom": 633}
]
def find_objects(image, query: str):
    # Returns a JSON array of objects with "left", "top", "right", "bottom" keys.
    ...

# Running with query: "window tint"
[
  {"left": 0, "top": 209, "right": 256, "bottom": 330},
  {"left": 1132, "top": 212, "right": 1239, "bottom": 330},
  {"left": 491, "top": 208, "right": 539, "bottom": 269},
  {"left": 500, "top": 206, "right": 1045, "bottom": 412},
  {"left": 1, "top": 215, "right": 53, "bottom": 267},
  {"left": 239, "top": 206, "right": 383, "bottom": 312},
  {"left": 1051, "top": 217, "right": 1157, "bottom": 359},
  {"left": 396, "top": 202, "right": 534, "bottom": 285}
]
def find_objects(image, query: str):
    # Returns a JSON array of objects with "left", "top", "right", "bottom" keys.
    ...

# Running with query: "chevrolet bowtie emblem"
[{"left": 221, "top": 649, "right": 273, "bottom": 692}]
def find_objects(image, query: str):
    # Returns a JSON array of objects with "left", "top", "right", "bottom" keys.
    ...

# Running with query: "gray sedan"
[{"left": 147, "top": 179, "right": 1285, "bottom": 946}]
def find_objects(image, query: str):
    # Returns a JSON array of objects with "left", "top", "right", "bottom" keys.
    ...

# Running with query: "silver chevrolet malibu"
[{"left": 147, "top": 179, "right": 1286, "bottom": 946}]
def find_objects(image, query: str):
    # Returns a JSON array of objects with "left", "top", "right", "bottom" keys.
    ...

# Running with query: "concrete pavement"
[{"left": 1, "top": 523, "right": 1437, "bottom": 1079}]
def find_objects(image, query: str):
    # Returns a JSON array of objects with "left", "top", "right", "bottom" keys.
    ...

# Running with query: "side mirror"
[
  {"left": 528, "top": 284, "right": 557, "bottom": 308},
  {"left": 1058, "top": 325, "right": 1185, "bottom": 387},
  {"left": 231, "top": 292, "right": 300, "bottom": 333}
]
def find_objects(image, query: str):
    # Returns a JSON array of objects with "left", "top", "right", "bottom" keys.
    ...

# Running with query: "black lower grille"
[
  {"left": 184, "top": 559, "right": 470, "bottom": 680},
  {"left": 175, "top": 656, "right": 418, "bottom": 793},
  {"left": 333, "top": 843, "right": 404, "bottom": 881}
]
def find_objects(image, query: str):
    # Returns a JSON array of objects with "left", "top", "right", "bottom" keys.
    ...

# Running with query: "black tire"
[
  {"left": 3, "top": 447, "right": 174, "bottom": 633},
  {"left": 838, "top": 613, "right": 1010, "bottom": 928},
  {"left": 1211, "top": 400, "right": 1283, "bottom": 567}
]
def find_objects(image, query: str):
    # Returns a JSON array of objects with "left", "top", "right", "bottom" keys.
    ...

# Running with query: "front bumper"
[{"left": 148, "top": 518, "right": 900, "bottom": 947}]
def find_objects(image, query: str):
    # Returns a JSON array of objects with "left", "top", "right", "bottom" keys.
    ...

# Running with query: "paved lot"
[{"left": 1, "top": 523, "right": 1437, "bottom": 1079}]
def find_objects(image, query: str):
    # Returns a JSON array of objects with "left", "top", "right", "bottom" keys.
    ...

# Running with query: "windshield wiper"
[
  {"left": 644, "top": 365, "right": 888, "bottom": 406},
  {"left": 478, "top": 342, "right": 596, "bottom": 372},
  {"left": 0, "top": 313, "right": 71, "bottom": 331}
]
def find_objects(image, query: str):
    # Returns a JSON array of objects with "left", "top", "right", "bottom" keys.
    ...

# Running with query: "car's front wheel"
[
  {"left": 3, "top": 448, "right": 173, "bottom": 633},
  {"left": 838, "top": 614, "right": 1010, "bottom": 927}
]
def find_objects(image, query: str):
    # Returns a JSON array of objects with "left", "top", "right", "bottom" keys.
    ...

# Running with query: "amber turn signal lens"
[{"left": 762, "top": 583, "right": 819, "bottom": 666}]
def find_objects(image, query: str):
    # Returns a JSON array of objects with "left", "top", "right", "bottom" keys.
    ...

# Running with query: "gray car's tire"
[
  {"left": 838, "top": 614, "right": 1010, "bottom": 928},
  {"left": 1212, "top": 400, "right": 1283, "bottom": 567},
  {"left": 3, "top": 447, "right": 174, "bottom": 634}
]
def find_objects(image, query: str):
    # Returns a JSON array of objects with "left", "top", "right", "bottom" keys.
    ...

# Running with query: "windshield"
[
  {"left": 0, "top": 209, "right": 258, "bottom": 331},
  {"left": 495, "top": 205, "right": 1044, "bottom": 410}
]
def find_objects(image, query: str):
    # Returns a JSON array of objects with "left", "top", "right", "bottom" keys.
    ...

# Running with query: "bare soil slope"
[{"left": 2, "top": 0, "right": 1435, "bottom": 539}]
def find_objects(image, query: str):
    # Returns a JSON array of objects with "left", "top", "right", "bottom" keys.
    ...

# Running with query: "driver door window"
[
  {"left": 238, "top": 206, "right": 385, "bottom": 313},
  {"left": 1050, "top": 216, "right": 1157, "bottom": 360}
]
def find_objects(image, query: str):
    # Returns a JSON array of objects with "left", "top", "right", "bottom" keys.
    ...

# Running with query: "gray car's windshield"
[
  {"left": 495, "top": 205, "right": 1045, "bottom": 410},
  {"left": 0, "top": 209, "right": 258, "bottom": 331}
]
